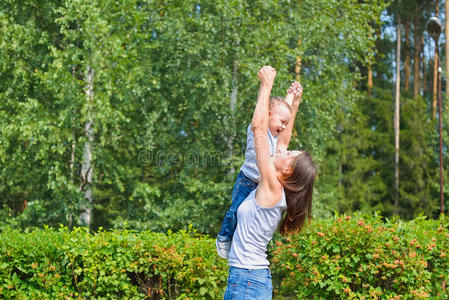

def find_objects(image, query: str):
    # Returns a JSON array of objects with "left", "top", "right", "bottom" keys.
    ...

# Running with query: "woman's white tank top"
[{"left": 228, "top": 188, "right": 287, "bottom": 269}]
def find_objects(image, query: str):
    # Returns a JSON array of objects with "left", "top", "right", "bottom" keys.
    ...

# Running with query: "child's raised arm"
[{"left": 277, "top": 81, "right": 303, "bottom": 152}]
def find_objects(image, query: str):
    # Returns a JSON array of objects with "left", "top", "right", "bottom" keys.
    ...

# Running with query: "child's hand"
[
  {"left": 287, "top": 81, "right": 298, "bottom": 94},
  {"left": 287, "top": 81, "right": 302, "bottom": 94},
  {"left": 294, "top": 82, "right": 303, "bottom": 100},
  {"left": 258, "top": 66, "right": 276, "bottom": 87},
  {"left": 287, "top": 81, "right": 303, "bottom": 100}
]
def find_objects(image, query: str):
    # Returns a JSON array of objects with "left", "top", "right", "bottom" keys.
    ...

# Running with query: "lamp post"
[{"left": 426, "top": 17, "right": 444, "bottom": 215}]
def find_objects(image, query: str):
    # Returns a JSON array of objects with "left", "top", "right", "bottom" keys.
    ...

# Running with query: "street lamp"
[{"left": 426, "top": 17, "right": 444, "bottom": 215}]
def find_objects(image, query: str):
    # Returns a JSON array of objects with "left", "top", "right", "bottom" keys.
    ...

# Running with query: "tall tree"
[
  {"left": 413, "top": 2, "right": 422, "bottom": 98},
  {"left": 295, "top": 38, "right": 302, "bottom": 81},
  {"left": 422, "top": 36, "right": 427, "bottom": 93},
  {"left": 432, "top": 0, "right": 440, "bottom": 118},
  {"left": 80, "top": 66, "right": 94, "bottom": 228},
  {"left": 404, "top": 20, "right": 411, "bottom": 91},
  {"left": 395, "top": 13, "right": 401, "bottom": 214},
  {"left": 445, "top": 0, "right": 449, "bottom": 97}
]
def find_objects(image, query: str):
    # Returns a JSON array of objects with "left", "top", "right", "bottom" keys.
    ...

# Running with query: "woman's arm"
[
  {"left": 277, "top": 82, "right": 303, "bottom": 152},
  {"left": 251, "top": 66, "right": 282, "bottom": 206}
]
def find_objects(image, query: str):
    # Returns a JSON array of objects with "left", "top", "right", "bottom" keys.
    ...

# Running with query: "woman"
[{"left": 224, "top": 66, "right": 316, "bottom": 300}]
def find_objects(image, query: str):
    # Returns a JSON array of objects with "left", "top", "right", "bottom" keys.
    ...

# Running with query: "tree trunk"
[
  {"left": 432, "top": 0, "right": 440, "bottom": 118},
  {"left": 80, "top": 66, "right": 94, "bottom": 228},
  {"left": 69, "top": 66, "right": 76, "bottom": 228},
  {"left": 295, "top": 37, "right": 302, "bottom": 81},
  {"left": 446, "top": 0, "right": 449, "bottom": 97},
  {"left": 70, "top": 134, "right": 75, "bottom": 227},
  {"left": 230, "top": 59, "right": 238, "bottom": 125},
  {"left": 394, "top": 16, "right": 401, "bottom": 214},
  {"left": 226, "top": 56, "right": 238, "bottom": 176},
  {"left": 433, "top": 51, "right": 438, "bottom": 118},
  {"left": 367, "top": 63, "right": 373, "bottom": 94},
  {"left": 367, "top": 26, "right": 374, "bottom": 94},
  {"left": 413, "top": 4, "right": 421, "bottom": 98},
  {"left": 70, "top": 138, "right": 76, "bottom": 179},
  {"left": 295, "top": 56, "right": 302, "bottom": 81},
  {"left": 422, "top": 35, "right": 426, "bottom": 93},
  {"left": 229, "top": 59, "right": 237, "bottom": 141},
  {"left": 294, "top": 37, "right": 302, "bottom": 138},
  {"left": 444, "top": 0, "right": 449, "bottom": 222},
  {"left": 404, "top": 20, "right": 411, "bottom": 91}
]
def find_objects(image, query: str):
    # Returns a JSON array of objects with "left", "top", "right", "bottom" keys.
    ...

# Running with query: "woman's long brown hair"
[{"left": 279, "top": 151, "right": 316, "bottom": 236}]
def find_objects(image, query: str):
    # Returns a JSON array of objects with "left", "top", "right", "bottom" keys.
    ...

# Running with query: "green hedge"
[
  {"left": 0, "top": 226, "right": 228, "bottom": 299},
  {"left": 271, "top": 214, "right": 449, "bottom": 299},
  {"left": 1, "top": 215, "right": 448, "bottom": 299}
]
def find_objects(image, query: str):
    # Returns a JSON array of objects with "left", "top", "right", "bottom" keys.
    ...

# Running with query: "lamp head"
[{"left": 426, "top": 17, "right": 442, "bottom": 42}]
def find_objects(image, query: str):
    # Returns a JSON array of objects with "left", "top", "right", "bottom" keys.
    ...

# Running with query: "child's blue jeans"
[{"left": 217, "top": 171, "right": 258, "bottom": 242}]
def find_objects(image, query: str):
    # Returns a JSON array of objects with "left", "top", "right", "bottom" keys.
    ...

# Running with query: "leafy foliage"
[
  {"left": 1, "top": 215, "right": 448, "bottom": 298},
  {"left": 0, "top": 0, "right": 400, "bottom": 234},
  {"left": 0, "top": 226, "right": 228, "bottom": 299},
  {"left": 1, "top": 0, "right": 448, "bottom": 237},
  {"left": 271, "top": 214, "right": 449, "bottom": 299},
  {"left": 318, "top": 88, "right": 447, "bottom": 218}
]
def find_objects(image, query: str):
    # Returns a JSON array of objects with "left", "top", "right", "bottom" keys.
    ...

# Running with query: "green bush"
[
  {"left": 271, "top": 214, "right": 449, "bottom": 299},
  {"left": 0, "top": 226, "right": 228, "bottom": 299},
  {"left": 1, "top": 215, "right": 448, "bottom": 299}
]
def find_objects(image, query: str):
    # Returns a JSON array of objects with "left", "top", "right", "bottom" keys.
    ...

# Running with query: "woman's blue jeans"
[
  {"left": 217, "top": 171, "right": 258, "bottom": 242},
  {"left": 224, "top": 266, "right": 272, "bottom": 300}
]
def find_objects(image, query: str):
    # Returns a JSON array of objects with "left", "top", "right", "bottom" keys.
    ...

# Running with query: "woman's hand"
[{"left": 257, "top": 66, "right": 276, "bottom": 88}]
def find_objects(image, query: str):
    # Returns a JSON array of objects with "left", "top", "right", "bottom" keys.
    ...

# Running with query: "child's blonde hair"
[{"left": 269, "top": 97, "right": 292, "bottom": 113}]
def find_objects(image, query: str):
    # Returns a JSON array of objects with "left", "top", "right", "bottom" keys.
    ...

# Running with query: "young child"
[{"left": 216, "top": 81, "right": 303, "bottom": 259}]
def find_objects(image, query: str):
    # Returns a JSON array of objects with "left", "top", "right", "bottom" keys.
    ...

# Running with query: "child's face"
[{"left": 268, "top": 104, "right": 291, "bottom": 137}]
